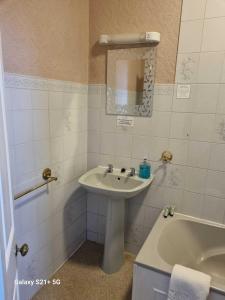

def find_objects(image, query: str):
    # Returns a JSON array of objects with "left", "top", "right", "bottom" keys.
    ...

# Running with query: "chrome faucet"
[
  {"left": 128, "top": 167, "right": 135, "bottom": 177},
  {"left": 163, "top": 206, "right": 175, "bottom": 218},
  {"left": 105, "top": 164, "right": 113, "bottom": 174}
]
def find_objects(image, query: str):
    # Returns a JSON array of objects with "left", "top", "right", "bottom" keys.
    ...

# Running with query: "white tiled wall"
[
  {"left": 5, "top": 73, "right": 88, "bottom": 299},
  {"left": 87, "top": 0, "right": 225, "bottom": 254}
]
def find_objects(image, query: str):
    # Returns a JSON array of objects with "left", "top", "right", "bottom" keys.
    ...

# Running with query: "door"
[{"left": 0, "top": 34, "right": 19, "bottom": 300}]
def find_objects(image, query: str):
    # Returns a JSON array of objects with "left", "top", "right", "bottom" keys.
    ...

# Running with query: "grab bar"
[{"left": 14, "top": 168, "right": 57, "bottom": 201}]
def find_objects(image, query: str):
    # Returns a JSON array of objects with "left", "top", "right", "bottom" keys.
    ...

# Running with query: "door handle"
[{"left": 15, "top": 243, "right": 29, "bottom": 257}]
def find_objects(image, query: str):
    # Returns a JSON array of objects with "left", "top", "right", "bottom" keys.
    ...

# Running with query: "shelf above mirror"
[{"left": 99, "top": 32, "right": 160, "bottom": 46}]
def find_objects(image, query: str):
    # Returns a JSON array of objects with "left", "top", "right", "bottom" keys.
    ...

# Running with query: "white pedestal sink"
[{"left": 79, "top": 166, "right": 153, "bottom": 273}]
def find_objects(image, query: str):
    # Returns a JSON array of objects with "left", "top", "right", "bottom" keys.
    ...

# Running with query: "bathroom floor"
[{"left": 32, "top": 241, "right": 135, "bottom": 300}]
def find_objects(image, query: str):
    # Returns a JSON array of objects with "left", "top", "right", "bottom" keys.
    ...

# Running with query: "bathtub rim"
[{"left": 134, "top": 212, "right": 225, "bottom": 295}]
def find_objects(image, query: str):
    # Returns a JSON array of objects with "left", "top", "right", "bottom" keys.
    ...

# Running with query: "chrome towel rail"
[{"left": 14, "top": 168, "right": 57, "bottom": 201}]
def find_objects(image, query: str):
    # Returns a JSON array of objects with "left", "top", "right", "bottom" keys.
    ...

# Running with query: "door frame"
[
  {"left": 0, "top": 211, "right": 6, "bottom": 300},
  {"left": 0, "top": 33, "right": 19, "bottom": 300}
]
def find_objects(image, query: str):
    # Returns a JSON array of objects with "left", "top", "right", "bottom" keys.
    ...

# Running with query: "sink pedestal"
[
  {"left": 102, "top": 197, "right": 125, "bottom": 274},
  {"left": 79, "top": 166, "right": 154, "bottom": 274}
]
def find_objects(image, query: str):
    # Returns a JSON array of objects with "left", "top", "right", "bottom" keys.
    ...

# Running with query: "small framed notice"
[
  {"left": 116, "top": 116, "right": 134, "bottom": 127},
  {"left": 176, "top": 84, "right": 191, "bottom": 99}
]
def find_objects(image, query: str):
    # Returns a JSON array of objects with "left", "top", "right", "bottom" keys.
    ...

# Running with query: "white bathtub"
[{"left": 132, "top": 212, "right": 225, "bottom": 300}]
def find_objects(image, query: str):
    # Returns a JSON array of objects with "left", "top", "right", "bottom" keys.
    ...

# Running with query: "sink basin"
[
  {"left": 78, "top": 166, "right": 153, "bottom": 199},
  {"left": 79, "top": 166, "right": 153, "bottom": 274}
]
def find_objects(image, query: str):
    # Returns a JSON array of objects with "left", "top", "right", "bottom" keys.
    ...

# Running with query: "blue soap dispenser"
[{"left": 139, "top": 158, "right": 151, "bottom": 179}]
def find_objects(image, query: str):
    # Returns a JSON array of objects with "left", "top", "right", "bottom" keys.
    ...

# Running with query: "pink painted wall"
[
  {"left": 0, "top": 0, "right": 89, "bottom": 83},
  {"left": 0, "top": 0, "right": 182, "bottom": 84}
]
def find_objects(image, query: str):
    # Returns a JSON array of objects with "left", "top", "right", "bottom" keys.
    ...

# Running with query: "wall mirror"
[{"left": 106, "top": 47, "right": 156, "bottom": 117}]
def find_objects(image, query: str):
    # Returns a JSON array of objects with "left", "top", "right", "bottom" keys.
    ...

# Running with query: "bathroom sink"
[
  {"left": 79, "top": 166, "right": 153, "bottom": 274},
  {"left": 78, "top": 166, "right": 153, "bottom": 199}
]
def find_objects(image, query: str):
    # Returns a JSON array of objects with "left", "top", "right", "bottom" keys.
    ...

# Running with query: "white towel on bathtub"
[{"left": 167, "top": 264, "right": 211, "bottom": 300}]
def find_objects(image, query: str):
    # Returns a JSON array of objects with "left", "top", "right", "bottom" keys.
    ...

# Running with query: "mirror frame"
[{"left": 106, "top": 47, "right": 156, "bottom": 117}]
